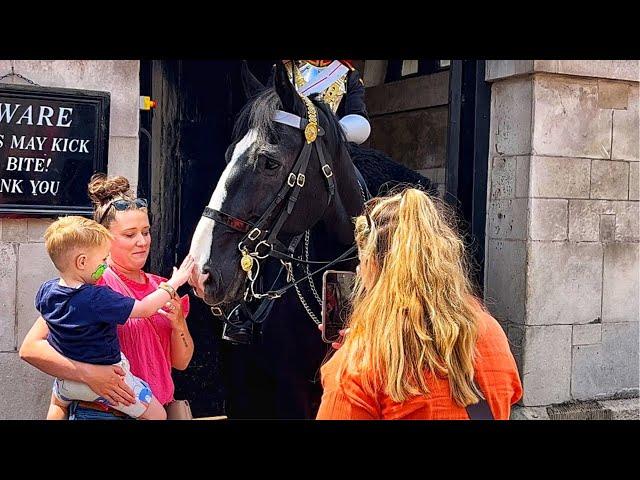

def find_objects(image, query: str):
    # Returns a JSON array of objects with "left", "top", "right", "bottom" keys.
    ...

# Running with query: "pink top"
[{"left": 98, "top": 267, "right": 190, "bottom": 405}]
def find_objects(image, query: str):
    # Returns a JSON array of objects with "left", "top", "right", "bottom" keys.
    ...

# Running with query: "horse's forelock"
[{"left": 233, "top": 88, "right": 344, "bottom": 160}]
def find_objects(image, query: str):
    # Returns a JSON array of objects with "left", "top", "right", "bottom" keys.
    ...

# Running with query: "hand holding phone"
[{"left": 321, "top": 270, "right": 355, "bottom": 344}]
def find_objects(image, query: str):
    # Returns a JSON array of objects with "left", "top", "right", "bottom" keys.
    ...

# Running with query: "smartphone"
[{"left": 321, "top": 270, "right": 356, "bottom": 344}]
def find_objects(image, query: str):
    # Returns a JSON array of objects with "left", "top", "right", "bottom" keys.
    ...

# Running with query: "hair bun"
[{"left": 87, "top": 173, "right": 131, "bottom": 206}]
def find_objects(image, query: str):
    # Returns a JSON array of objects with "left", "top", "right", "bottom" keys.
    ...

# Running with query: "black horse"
[{"left": 188, "top": 62, "right": 434, "bottom": 418}]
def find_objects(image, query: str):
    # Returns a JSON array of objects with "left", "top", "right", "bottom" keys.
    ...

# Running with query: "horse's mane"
[{"left": 232, "top": 89, "right": 344, "bottom": 157}]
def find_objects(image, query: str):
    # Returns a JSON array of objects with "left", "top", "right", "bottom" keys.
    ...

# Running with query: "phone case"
[{"left": 321, "top": 270, "right": 354, "bottom": 344}]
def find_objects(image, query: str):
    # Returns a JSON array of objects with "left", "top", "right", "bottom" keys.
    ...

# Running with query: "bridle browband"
[{"left": 201, "top": 96, "right": 359, "bottom": 307}]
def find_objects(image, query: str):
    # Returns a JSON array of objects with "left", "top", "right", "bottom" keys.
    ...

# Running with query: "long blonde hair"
[{"left": 337, "top": 188, "right": 482, "bottom": 406}]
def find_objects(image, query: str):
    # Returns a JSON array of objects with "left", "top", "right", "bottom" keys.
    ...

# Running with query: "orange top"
[{"left": 316, "top": 305, "right": 523, "bottom": 420}]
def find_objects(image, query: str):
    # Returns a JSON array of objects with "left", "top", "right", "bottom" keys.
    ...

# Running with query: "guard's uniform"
[{"left": 284, "top": 60, "right": 371, "bottom": 144}]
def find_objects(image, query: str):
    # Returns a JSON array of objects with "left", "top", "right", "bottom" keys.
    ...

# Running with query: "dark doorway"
[
  {"left": 138, "top": 60, "right": 273, "bottom": 416},
  {"left": 445, "top": 60, "right": 491, "bottom": 292}
]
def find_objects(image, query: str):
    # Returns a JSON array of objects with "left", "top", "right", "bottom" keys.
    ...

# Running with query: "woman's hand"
[
  {"left": 318, "top": 323, "right": 350, "bottom": 350},
  {"left": 158, "top": 297, "right": 185, "bottom": 330},
  {"left": 80, "top": 363, "right": 136, "bottom": 407},
  {"left": 168, "top": 255, "right": 196, "bottom": 289}
]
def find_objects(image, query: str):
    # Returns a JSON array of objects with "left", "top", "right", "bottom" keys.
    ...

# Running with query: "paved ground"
[{"left": 511, "top": 397, "right": 639, "bottom": 420}]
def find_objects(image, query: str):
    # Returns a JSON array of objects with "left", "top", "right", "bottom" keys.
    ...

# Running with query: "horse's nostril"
[{"left": 200, "top": 265, "right": 215, "bottom": 289}]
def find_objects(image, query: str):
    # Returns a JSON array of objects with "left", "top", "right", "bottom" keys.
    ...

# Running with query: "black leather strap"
[
  {"left": 465, "top": 383, "right": 494, "bottom": 420},
  {"left": 202, "top": 207, "right": 255, "bottom": 233}
]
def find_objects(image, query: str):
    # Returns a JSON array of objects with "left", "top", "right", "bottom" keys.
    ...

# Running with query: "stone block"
[
  {"left": 568, "top": 200, "right": 639, "bottom": 242},
  {"left": 527, "top": 242, "right": 603, "bottom": 325},
  {"left": 599, "top": 214, "right": 616, "bottom": 242},
  {"left": 107, "top": 136, "right": 140, "bottom": 192},
  {"left": 484, "top": 240, "right": 526, "bottom": 324},
  {"left": 597, "top": 80, "right": 630, "bottom": 110},
  {"left": 487, "top": 198, "right": 528, "bottom": 240},
  {"left": 590, "top": 160, "right": 629, "bottom": 200},
  {"left": 629, "top": 162, "right": 639, "bottom": 200},
  {"left": 0, "top": 243, "right": 17, "bottom": 351},
  {"left": 0, "top": 352, "right": 52, "bottom": 419},
  {"left": 573, "top": 323, "right": 602, "bottom": 345},
  {"left": 27, "top": 218, "right": 54, "bottom": 243},
  {"left": 572, "top": 322, "right": 639, "bottom": 400},
  {"left": 529, "top": 199, "right": 568, "bottom": 241},
  {"left": 602, "top": 243, "right": 639, "bottom": 323},
  {"left": 530, "top": 156, "right": 591, "bottom": 199},
  {"left": 16, "top": 243, "right": 58, "bottom": 348},
  {"left": 556, "top": 60, "right": 639, "bottom": 82},
  {"left": 515, "top": 156, "right": 530, "bottom": 198},
  {"left": 521, "top": 325, "right": 572, "bottom": 406},
  {"left": 485, "top": 61, "right": 534, "bottom": 81},
  {"left": 490, "top": 157, "right": 516, "bottom": 199},
  {"left": 0, "top": 219, "right": 28, "bottom": 242},
  {"left": 491, "top": 78, "right": 532, "bottom": 156},
  {"left": 612, "top": 85, "right": 639, "bottom": 161},
  {"left": 533, "top": 76, "right": 612, "bottom": 159}
]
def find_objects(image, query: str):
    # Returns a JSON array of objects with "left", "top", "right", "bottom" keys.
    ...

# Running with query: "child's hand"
[{"left": 168, "top": 255, "right": 196, "bottom": 288}]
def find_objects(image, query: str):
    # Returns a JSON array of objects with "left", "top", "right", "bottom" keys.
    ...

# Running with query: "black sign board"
[{"left": 0, "top": 83, "right": 110, "bottom": 216}]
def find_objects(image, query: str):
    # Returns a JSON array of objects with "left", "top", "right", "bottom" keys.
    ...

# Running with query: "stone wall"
[
  {"left": 0, "top": 60, "right": 140, "bottom": 419},
  {"left": 485, "top": 61, "right": 639, "bottom": 406}
]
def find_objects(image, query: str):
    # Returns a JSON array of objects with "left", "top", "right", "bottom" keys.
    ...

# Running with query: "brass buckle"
[
  {"left": 287, "top": 173, "right": 296, "bottom": 187},
  {"left": 297, "top": 173, "right": 306, "bottom": 187},
  {"left": 211, "top": 306, "right": 224, "bottom": 317},
  {"left": 248, "top": 228, "right": 261, "bottom": 241},
  {"left": 322, "top": 165, "right": 333, "bottom": 178}
]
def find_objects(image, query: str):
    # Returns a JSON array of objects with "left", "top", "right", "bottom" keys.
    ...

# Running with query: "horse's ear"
[
  {"left": 241, "top": 60, "right": 264, "bottom": 99},
  {"left": 274, "top": 60, "right": 304, "bottom": 114}
]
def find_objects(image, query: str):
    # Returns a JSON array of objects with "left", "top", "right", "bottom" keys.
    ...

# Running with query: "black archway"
[{"left": 138, "top": 60, "right": 274, "bottom": 416}]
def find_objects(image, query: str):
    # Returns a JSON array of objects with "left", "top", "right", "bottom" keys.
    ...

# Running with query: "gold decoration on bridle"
[
  {"left": 240, "top": 247, "right": 254, "bottom": 272},
  {"left": 300, "top": 95, "right": 318, "bottom": 144}
]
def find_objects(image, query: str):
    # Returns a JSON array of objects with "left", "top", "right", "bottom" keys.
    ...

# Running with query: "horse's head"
[{"left": 189, "top": 62, "right": 364, "bottom": 306}]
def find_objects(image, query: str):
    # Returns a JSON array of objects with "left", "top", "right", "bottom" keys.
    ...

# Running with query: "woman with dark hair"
[{"left": 20, "top": 174, "right": 195, "bottom": 420}]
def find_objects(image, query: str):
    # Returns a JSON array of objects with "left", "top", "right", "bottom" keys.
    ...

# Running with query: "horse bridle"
[{"left": 201, "top": 95, "right": 358, "bottom": 307}]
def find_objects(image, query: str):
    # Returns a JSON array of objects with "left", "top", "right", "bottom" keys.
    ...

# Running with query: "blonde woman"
[{"left": 316, "top": 188, "right": 522, "bottom": 420}]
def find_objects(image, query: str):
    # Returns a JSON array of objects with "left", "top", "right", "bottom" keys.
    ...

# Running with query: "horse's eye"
[{"left": 264, "top": 157, "right": 281, "bottom": 171}]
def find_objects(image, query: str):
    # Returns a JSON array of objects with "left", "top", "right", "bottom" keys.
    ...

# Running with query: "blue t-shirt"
[{"left": 35, "top": 279, "right": 136, "bottom": 365}]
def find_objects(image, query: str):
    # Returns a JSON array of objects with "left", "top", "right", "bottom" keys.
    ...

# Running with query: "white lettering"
[
  {"left": 79, "top": 139, "right": 90, "bottom": 153},
  {"left": 51, "top": 137, "right": 65, "bottom": 152},
  {"left": 11, "top": 135, "right": 26, "bottom": 149},
  {"left": 15, "top": 105, "right": 33, "bottom": 125},
  {"left": 0, "top": 178, "right": 23, "bottom": 194},
  {"left": 0, "top": 103, "right": 20, "bottom": 123},
  {"left": 8, "top": 135, "right": 48, "bottom": 151},
  {"left": 37, "top": 106, "right": 54, "bottom": 126},
  {"left": 30, "top": 179, "right": 59, "bottom": 196},
  {"left": 5, "top": 156, "right": 50, "bottom": 172},
  {"left": 0, "top": 104, "right": 74, "bottom": 127},
  {"left": 56, "top": 107, "right": 73, "bottom": 127}
]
